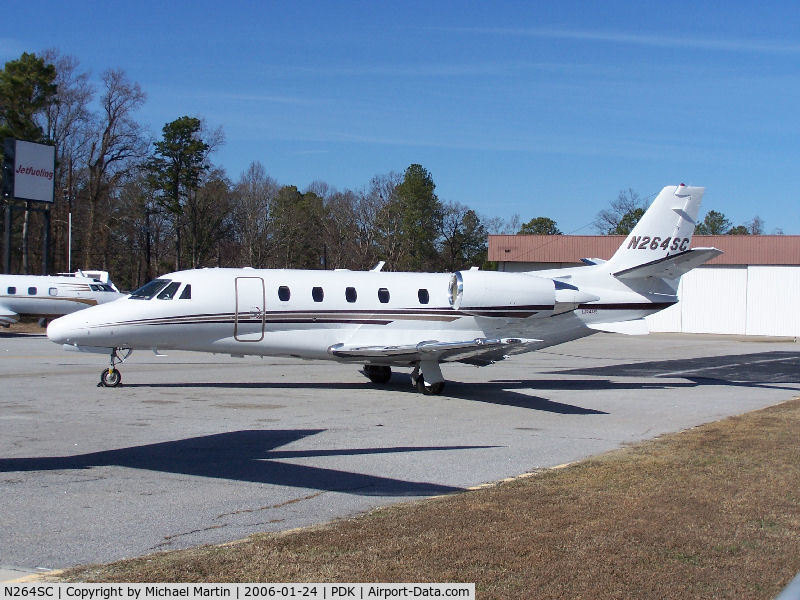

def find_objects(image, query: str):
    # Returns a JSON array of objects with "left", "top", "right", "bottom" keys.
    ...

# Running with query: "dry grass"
[
  {"left": 3, "top": 318, "right": 48, "bottom": 334},
  {"left": 61, "top": 398, "right": 800, "bottom": 599}
]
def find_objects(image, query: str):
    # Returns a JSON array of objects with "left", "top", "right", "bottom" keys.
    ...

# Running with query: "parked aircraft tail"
[{"left": 605, "top": 184, "right": 705, "bottom": 273}]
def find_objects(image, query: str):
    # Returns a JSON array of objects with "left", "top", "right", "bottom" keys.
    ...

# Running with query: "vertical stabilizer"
[{"left": 606, "top": 184, "right": 704, "bottom": 271}]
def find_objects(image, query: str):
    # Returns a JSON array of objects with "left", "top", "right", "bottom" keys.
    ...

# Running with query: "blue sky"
[{"left": 3, "top": 1, "right": 799, "bottom": 233}]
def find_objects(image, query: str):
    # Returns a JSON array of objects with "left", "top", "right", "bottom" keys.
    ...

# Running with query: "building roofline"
[{"left": 488, "top": 234, "right": 800, "bottom": 266}]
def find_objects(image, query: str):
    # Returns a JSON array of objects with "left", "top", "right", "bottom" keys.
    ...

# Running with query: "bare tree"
[
  {"left": 232, "top": 161, "right": 278, "bottom": 267},
  {"left": 321, "top": 189, "right": 361, "bottom": 269},
  {"left": 40, "top": 49, "right": 94, "bottom": 272},
  {"left": 439, "top": 201, "right": 488, "bottom": 272},
  {"left": 185, "top": 168, "right": 232, "bottom": 268},
  {"left": 83, "top": 69, "right": 148, "bottom": 269},
  {"left": 747, "top": 215, "right": 765, "bottom": 235},
  {"left": 367, "top": 172, "right": 404, "bottom": 269},
  {"left": 595, "top": 188, "right": 648, "bottom": 234},
  {"left": 483, "top": 213, "right": 520, "bottom": 235}
]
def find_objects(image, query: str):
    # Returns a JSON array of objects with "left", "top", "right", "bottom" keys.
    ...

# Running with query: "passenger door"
[{"left": 234, "top": 276, "right": 265, "bottom": 341}]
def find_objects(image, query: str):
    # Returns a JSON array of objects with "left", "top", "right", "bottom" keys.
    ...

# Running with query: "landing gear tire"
[
  {"left": 363, "top": 365, "right": 392, "bottom": 384},
  {"left": 98, "top": 347, "right": 131, "bottom": 388},
  {"left": 415, "top": 375, "right": 445, "bottom": 395},
  {"left": 100, "top": 367, "right": 122, "bottom": 387}
]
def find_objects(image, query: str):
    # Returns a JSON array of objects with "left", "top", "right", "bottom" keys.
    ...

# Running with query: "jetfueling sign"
[
  {"left": 2, "top": 138, "right": 56, "bottom": 273},
  {"left": 3, "top": 138, "right": 56, "bottom": 203}
]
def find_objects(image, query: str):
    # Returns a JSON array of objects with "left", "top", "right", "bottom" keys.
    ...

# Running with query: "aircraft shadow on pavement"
[
  {"left": 547, "top": 351, "right": 800, "bottom": 391},
  {"left": 0, "top": 429, "right": 492, "bottom": 497},
  {"left": 0, "top": 331, "right": 46, "bottom": 338},
  {"left": 123, "top": 379, "right": 608, "bottom": 414}
]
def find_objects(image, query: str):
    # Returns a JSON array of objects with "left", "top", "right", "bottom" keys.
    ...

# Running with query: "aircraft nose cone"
[{"left": 47, "top": 313, "right": 78, "bottom": 344}]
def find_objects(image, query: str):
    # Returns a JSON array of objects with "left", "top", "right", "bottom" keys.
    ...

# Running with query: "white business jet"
[
  {"left": 0, "top": 270, "right": 123, "bottom": 326},
  {"left": 48, "top": 185, "right": 720, "bottom": 392}
]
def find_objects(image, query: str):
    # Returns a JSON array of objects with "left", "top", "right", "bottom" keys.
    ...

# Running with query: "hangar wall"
[
  {"left": 492, "top": 235, "right": 800, "bottom": 337},
  {"left": 645, "top": 265, "right": 800, "bottom": 337}
]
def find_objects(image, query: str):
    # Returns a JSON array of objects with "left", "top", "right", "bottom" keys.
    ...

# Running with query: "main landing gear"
[
  {"left": 410, "top": 360, "right": 446, "bottom": 395},
  {"left": 363, "top": 364, "right": 392, "bottom": 384},
  {"left": 98, "top": 347, "right": 132, "bottom": 387},
  {"left": 363, "top": 363, "right": 447, "bottom": 395}
]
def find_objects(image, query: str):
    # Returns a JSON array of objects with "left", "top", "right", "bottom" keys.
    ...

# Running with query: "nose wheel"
[
  {"left": 98, "top": 347, "right": 131, "bottom": 388},
  {"left": 100, "top": 367, "right": 122, "bottom": 387}
]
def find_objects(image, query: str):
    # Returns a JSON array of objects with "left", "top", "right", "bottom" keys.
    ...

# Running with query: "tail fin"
[{"left": 606, "top": 184, "right": 704, "bottom": 272}]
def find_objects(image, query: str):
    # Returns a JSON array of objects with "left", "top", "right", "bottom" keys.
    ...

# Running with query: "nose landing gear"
[
  {"left": 98, "top": 347, "right": 132, "bottom": 387},
  {"left": 100, "top": 367, "right": 121, "bottom": 387}
]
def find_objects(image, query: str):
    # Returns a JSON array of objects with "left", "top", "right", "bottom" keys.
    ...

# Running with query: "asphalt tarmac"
[{"left": 1, "top": 331, "right": 799, "bottom": 574}]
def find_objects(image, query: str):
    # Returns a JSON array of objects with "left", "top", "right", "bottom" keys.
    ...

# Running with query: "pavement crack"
[
  {"left": 150, "top": 524, "right": 228, "bottom": 550},
  {"left": 215, "top": 492, "right": 324, "bottom": 520}
]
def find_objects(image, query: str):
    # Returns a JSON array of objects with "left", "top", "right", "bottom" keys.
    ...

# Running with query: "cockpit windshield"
[
  {"left": 90, "top": 283, "right": 116, "bottom": 292},
  {"left": 157, "top": 281, "right": 182, "bottom": 300},
  {"left": 129, "top": 279, "right": 171, "bottom": 300}
]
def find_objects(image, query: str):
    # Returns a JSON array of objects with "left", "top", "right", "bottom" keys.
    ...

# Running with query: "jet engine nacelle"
[{"left": 448, "top": 270, "right": 556, "bottom": 312}]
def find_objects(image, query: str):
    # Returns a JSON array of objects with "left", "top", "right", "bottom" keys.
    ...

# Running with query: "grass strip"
[{"left": 61, "top": 397, "right": 800, "bottom": 599}]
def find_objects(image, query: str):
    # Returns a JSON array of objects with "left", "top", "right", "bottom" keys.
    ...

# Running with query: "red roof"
[{"left": 488, "top": 235, "right": 800, "bottom": 266}]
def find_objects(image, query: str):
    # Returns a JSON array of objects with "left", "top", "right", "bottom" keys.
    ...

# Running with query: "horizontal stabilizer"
[
  {"left": 613, "top": 247, "right": 722, "bottom": 280},
  {"left": 586, "top": 319, "right": 650, "bottom": 335}
]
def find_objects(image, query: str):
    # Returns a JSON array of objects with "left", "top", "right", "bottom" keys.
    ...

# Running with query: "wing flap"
[{"left": 328, "top": 337, "right": 542, "bottom": 365}]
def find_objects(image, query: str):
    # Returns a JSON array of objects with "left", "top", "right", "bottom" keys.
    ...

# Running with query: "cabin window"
[
  {"left": 378, "top": 288, "right": 390, "bottom": 303},
  {"left": 278, "top": 286, "right": 291, "bottom": 301},
  {"left": 418, "top": 289, "right": 430, "bottom": 304},
  {"left": 130, "top": 279, "right": 170, "bottom": 300},
  {"left": 7, "top": 286, "right": 15, "bottom": 294},
  {"left": 179, "top": 284, "right": 192, "bottom": 299},
  {"left": 345, "top": 287, "right": 357, "bottom": 303},
  {"left": 28, "top": 287, "right": 37, "bottom": 295},
  {"left": 312, "top": 286, "right": 324, "bottom": 302},
  {"left": 49, "top": 287, "right": 58, "bottom": 296},
  {"left": 157, "top": 281, "right": 181, "bottom": 300}
]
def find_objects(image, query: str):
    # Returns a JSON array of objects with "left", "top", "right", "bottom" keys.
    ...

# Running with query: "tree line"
[
  {"left": 0, "top": 51, "right": 770, "bottom": 291},
  {"left": 0, "top": 51, "right": 515, "bottom": 290},
  {"left": 594, "top": 188, "right": 772, "bottom": 236}
]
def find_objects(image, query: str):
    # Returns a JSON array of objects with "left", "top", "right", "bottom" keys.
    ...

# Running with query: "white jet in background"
[
  {"left": 0, "top": 270, "right": 123, "bottom": 326},
  {"left": 48, "top": 185, "right": 721, "bottom": 392}
]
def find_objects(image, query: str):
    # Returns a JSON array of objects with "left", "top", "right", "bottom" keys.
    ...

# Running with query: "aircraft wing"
[
  {"left": 0, "top": 305, "right": 19, "bottom": 325},
  {"left": 328, "top": 337, "right": 542, "bottom": 366},
  {"left": 613, "top": 247, "right": 723, "bottom": 280}
]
